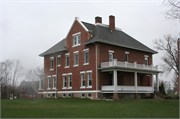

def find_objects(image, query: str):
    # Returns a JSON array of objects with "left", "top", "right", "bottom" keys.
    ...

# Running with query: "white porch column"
[
  {"left": 113, "top": 70, "right": 117, "bottom": 92},
  {"left": 134, "top": 72, "right": 137, "bottom": 92},
  {"left": 151, "top": 74, "right": 154, "bottom": 91},
  {"left": 156, "top": 74, "right": 159, "bottom": 91}
]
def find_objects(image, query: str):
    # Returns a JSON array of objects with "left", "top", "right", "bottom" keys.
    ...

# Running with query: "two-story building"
[{"left": 39, "top": 15, "right": 162, "bottom": 100}]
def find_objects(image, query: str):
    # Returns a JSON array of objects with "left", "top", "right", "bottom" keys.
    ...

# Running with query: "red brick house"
[{"left": 39, "top": 15, "right": 162, "bottom": 100}]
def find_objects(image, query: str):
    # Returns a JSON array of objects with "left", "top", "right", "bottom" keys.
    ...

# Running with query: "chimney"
[
  {"left": 95, "top": 16, "right": 102, "bottom": 23},
  {"left": 109, "top": 15, "right": 115, "bottom": 31}
]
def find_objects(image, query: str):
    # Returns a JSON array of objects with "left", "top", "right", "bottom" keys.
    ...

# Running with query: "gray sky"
[{"left": 1, "top": 0, "right": 179, "bottom": 86}]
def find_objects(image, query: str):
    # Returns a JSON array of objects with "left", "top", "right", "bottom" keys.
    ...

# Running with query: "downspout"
[{"left": 55, "top": 54, "right": 58, "bottom": 98}]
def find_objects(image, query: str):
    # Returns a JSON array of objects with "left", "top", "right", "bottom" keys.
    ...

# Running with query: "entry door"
[{"left": 145, "top": 76, "right": 149, "bottom": 86}]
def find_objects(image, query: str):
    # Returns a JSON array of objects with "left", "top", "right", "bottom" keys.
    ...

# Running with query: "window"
[
  {"left": 63, "top": 76, "right": 66, "bottom": 88},
  {"left": 65, "top": 53, "right": 70, "bottom": 68},
  {"left": 145, "top": 55, "right": 149, "bottom": 65},
  {"left": 50, "top": 57, "right": 54, "bottom": 70},
  {"left": 80, "top": 71, "right": 85, "bottom": 88},
  {"left": 73, "top": 32, "right": 81, "bottom": 47},
  {"left": 68, "top": 93, "right": 72, "bottom": 97},
  {"left": 57, "top": 55, "right": 61, "bottom": 66},
  {"left": 125, "top": 52, "right": 129, "bottom": 62},
  {"left": 87, "top": 93, "right": 92, "bottom": 98},
  {"left": 83, "top": 49, "right": 89, "bottom": 65},
  {"left": 87, "top": 71, "right": 92, "bottom": 88},
  {"left": 48, "top": 77, "right": 51, "bottom": 89},
  {"left": 53, "top": 76, "right": 56, "bottom": 89},
  {"left": 81, "top": 93, "right": 85, "bottom": 98},
  {"left": 74, "top": 51, "right": 79, "bottom": 67},
  {"left": 47, "top": 94, "right": 50, "bottom": 97},
  {"left": 62, "top": 93, "right": 66, "bottom": 98},
  {"left": 109, "top": 53, "right": 113, "bottom": 62},
  {"left": 68, "top": 74, "right": 72, "bottom": 88}
]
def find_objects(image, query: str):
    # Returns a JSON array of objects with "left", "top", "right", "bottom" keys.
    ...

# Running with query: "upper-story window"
[
  {"left": 50, "top": 57, "right": 54, "bottom": 70},
  {"left": 74, "top": 51, "right": 79, "bottom": 67},
  {"left": 72, "top": 32, "right": 81, "bottom": 47},
  {"left": 57, "top": 55, "right": 61, "bottom": 67},
  {"left": 109, "top": 50, "right": 114, "bottom": 62},
  {"left": 65, "top": 53, "right": 70, "bottom": 68},
  {"left": 83, "top": 48, "right": 89, "bottom": 65},
  {"left": 125, "top": 52, "right": 129, "bottom": 62},
  {"left": 144, "top": 55, "right": 149, "bottom": 65}
]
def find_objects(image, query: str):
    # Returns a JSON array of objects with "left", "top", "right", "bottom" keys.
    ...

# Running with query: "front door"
[{"left": 145, "top": 76, "right": 149, "bottom": 86}]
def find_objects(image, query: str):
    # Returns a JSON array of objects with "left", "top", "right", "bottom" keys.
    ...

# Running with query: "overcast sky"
[{"left": 1, "top": 0, "right": 179, "bottom": 85}]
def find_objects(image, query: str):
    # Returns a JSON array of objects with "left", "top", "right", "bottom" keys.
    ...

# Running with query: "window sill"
[
  {"left": 50, "top": 69, "right": 54, "bottom": 71},
  {"left": 72, "top": 44, "right": 80, "bottom": 47},
  {"left": 80, "top": 86, "right": 85, "bottom": 89},
  {"left": 52, "top": 88, "right": 56, "bottom": 90},
  {"left": 86, "top": 86, "right": 92, "bottom": 88},
  {"left": 57, "top": 65, "right": 61, "bottom": 67},
  {"left": 73, "top": 65, "right": 79, "bottom": 67},
  {"left": 47, "top": 88, "right": 51, "bottom": 90},
  {"left": 65, "top": 66, "right": 69, "bottom": 68},
  {"left": 62, "top": 87, "right": 67, "bottom": 89},
  {"left": 67, "top": 87, "right": 72, "bottom": 89},
  {"left": 83, "top": 63, "right": 89, "bottom": 66},
  {"left": 38, "top": 89, "right": 43, "bottom": 90}
]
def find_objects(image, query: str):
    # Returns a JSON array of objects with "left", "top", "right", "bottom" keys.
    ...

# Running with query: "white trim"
[
  {"left": 52, "top": 88, "right": 56, "bottom": 90},
  {"left": 50, "top": 69, "right": 54, "bottom": 71},
  {"left": 83, "top": 48, "right": 89, "bottom": 52},
  {"left": 72, "top": 32, "right": 81, "bottom": 37},
  {"left": 47, "top": 88, "right": 51, "bottom": 90},
  {"left": 109, "top": 50, "right": 114, "bottom": 53},
  {"left": 62, "top": 73, "right": 67, "bottom": 76},
  {"left": 65, "top": 53, "right": 70, "bottom": 56},
  {"left": 67, "top": 87, "right": 72, "bottom": 89},
  {"left": 86, "top": 86, "right": 92, "bottom": 88},
  {"left": 47, "top": 75, "right": 51, "bottom": 78},
  {"left": 73, "top": 65, "right": 79, "bottom": 67},
  {"left": 125, "top": 51, "right": 129, "bottom": 54},
  {"left": 57, "top": 65, "right": 61, "bottom": 67},
  {"left": 68, "top": 93, "right": 72, "bottom": 97},
  {"left": 62, "top": 93, "right": 66, "bottom": 97},
  {"left": 80, "top": 71, "right": 85, "bottom": 74},
  {"left": 76, "top": 18, "right": 89, "bottom": 32},
  {"left": 47, "top": 93, "right": 50, "bottom": 97},
  {"left": 87, "top": 70, "right": 92, "bottom": 73},
  {"left": 144, "top": 55, "right": 149, "bottom": 58},
  {"left": 62, "top": 87, "right": 67, "bottom": 89},
  {"left": 80, "top": 86, "right": 85, "bottom": 89},
  {"left": 65, "top": 66, "right": 69, "bottom": 68},
  {"left": 57, "top": 55, "right": 61, "bottom": 57},
  {"left": 50, "top": 56, "right": 54, "bottom": 59},
  {"left": 83, "top": 63, "right": 89, "bottom": 65},
  {"left": 41, "top": 90, "right": 101, "bottom": 94},
  {"left": 52, "top": 75, "right": 56, "bottom": 77},
  {"left": 73, "top": 51, "right": 79, "bottom": 54},
  {"left": 87, "top": 93, "right": 92, "bottom": 98},
  {"left": 72, "top": 44, "right": 81, "bottom": 47},
  {"left": 68, "top": 73, "right": 72, "bottom": 75}
]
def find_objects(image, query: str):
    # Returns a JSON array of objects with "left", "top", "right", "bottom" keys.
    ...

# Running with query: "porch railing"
[{"left": 101, "top": 59, "right": 158, "bottom": 71}]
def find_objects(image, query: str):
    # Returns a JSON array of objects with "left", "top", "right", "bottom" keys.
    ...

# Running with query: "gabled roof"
[
  {"left": 39, "top": 39, "right": 67, "bottom": 57},
  {"left": 82, "top": 22, "right": 157, "bottom": 54}
]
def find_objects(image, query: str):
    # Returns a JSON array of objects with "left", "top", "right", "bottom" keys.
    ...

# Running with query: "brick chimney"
[
  {"left": 109, "top": 15, "right": 115, "bottom": 31},
  {"left": 95, "top": 16, "right": 102, "bottom": 23}
]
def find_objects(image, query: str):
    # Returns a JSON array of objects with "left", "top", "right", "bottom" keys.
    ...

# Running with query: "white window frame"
[
  {"left": 83, "top": 48, "right": 89, "bottom": 65},
  {"left": 72, "top": 32, "right": 81, "bottom": 47},
  {"left": 80, "top": 71, "right": 85, "bottom": 88},
  {"left": 73, "top": 51, "right": 79, "bottom": 67},
  {"left": 68, "top": 73, "right": 72, "bottom": 89},
  {"left": 144, "top": 55, "right": 149, "bottom": 65},
  {"left": 81, "top": 93, "right": 85, "bottom": 98},
  {"left": 50, "top": 57, "right": 54, "bottom": 71},
  {"left": 109, "top": 50, "right": 114, "bottom": 62},
  {"left": 62, "top": 74, "right": 67, "bottom": 89},
  {"left": 87, "top": 70, "right": 92, "bottom": 88},
  {"left": 47, "top": 76, "right": 51, "bottom": 90},
  {"left": 57, "top": 55, "right": 61, "bottom": 67},
  {"left": 125, "top": 52, "right": 129, "bottom": 62},
  {"left": 65, "top": 53, "right": 70, "bottom": 68},
  {"left": 68, "top": 93, "right": 72, "bottom": 98},
  {"left": 87, "top": 93, "right": 92, "bottom": 98},
  {"left": 47, "top": 94, "right": 50, "bottom": 98},
  {"left": 52, "top": 75, "right": 56, "bottom": 90}
]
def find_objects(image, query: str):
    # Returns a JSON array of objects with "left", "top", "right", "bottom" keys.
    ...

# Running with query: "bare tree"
[
  {"left": 171, "top": 73, "right": 178, "bottom": 92},
  {"left": 0, "top": 59, "right": 23, "bottom": 99},
  {"left": 163, "top": 0, "right": 180, "bottom": 22},
  {"left": 154, "top": 34, "right": 178, "bottom": 75},
  {"left": 26, "top": 66, "right": 44, "bottom": 82}
]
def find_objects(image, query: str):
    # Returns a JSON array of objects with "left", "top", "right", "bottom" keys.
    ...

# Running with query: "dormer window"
[{"left": 72, "top": 32, "right": 81, "bottom": 47}]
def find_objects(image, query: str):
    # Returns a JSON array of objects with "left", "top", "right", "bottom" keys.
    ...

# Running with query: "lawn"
[{"left": 1, "top": 98, "right": 179, "bottom": 118}]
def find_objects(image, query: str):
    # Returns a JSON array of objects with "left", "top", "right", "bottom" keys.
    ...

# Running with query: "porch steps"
[{"left": 154, "top": 91, "right": 166, "bottom": 99}]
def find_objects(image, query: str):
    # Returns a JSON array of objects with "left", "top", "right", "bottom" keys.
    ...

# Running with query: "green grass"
[
  {"left": 1, "top": 98, "right": 179, "bottom": 118},
  {"left": 167, "top": 93, "right": 179, "bottom": 97}
]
